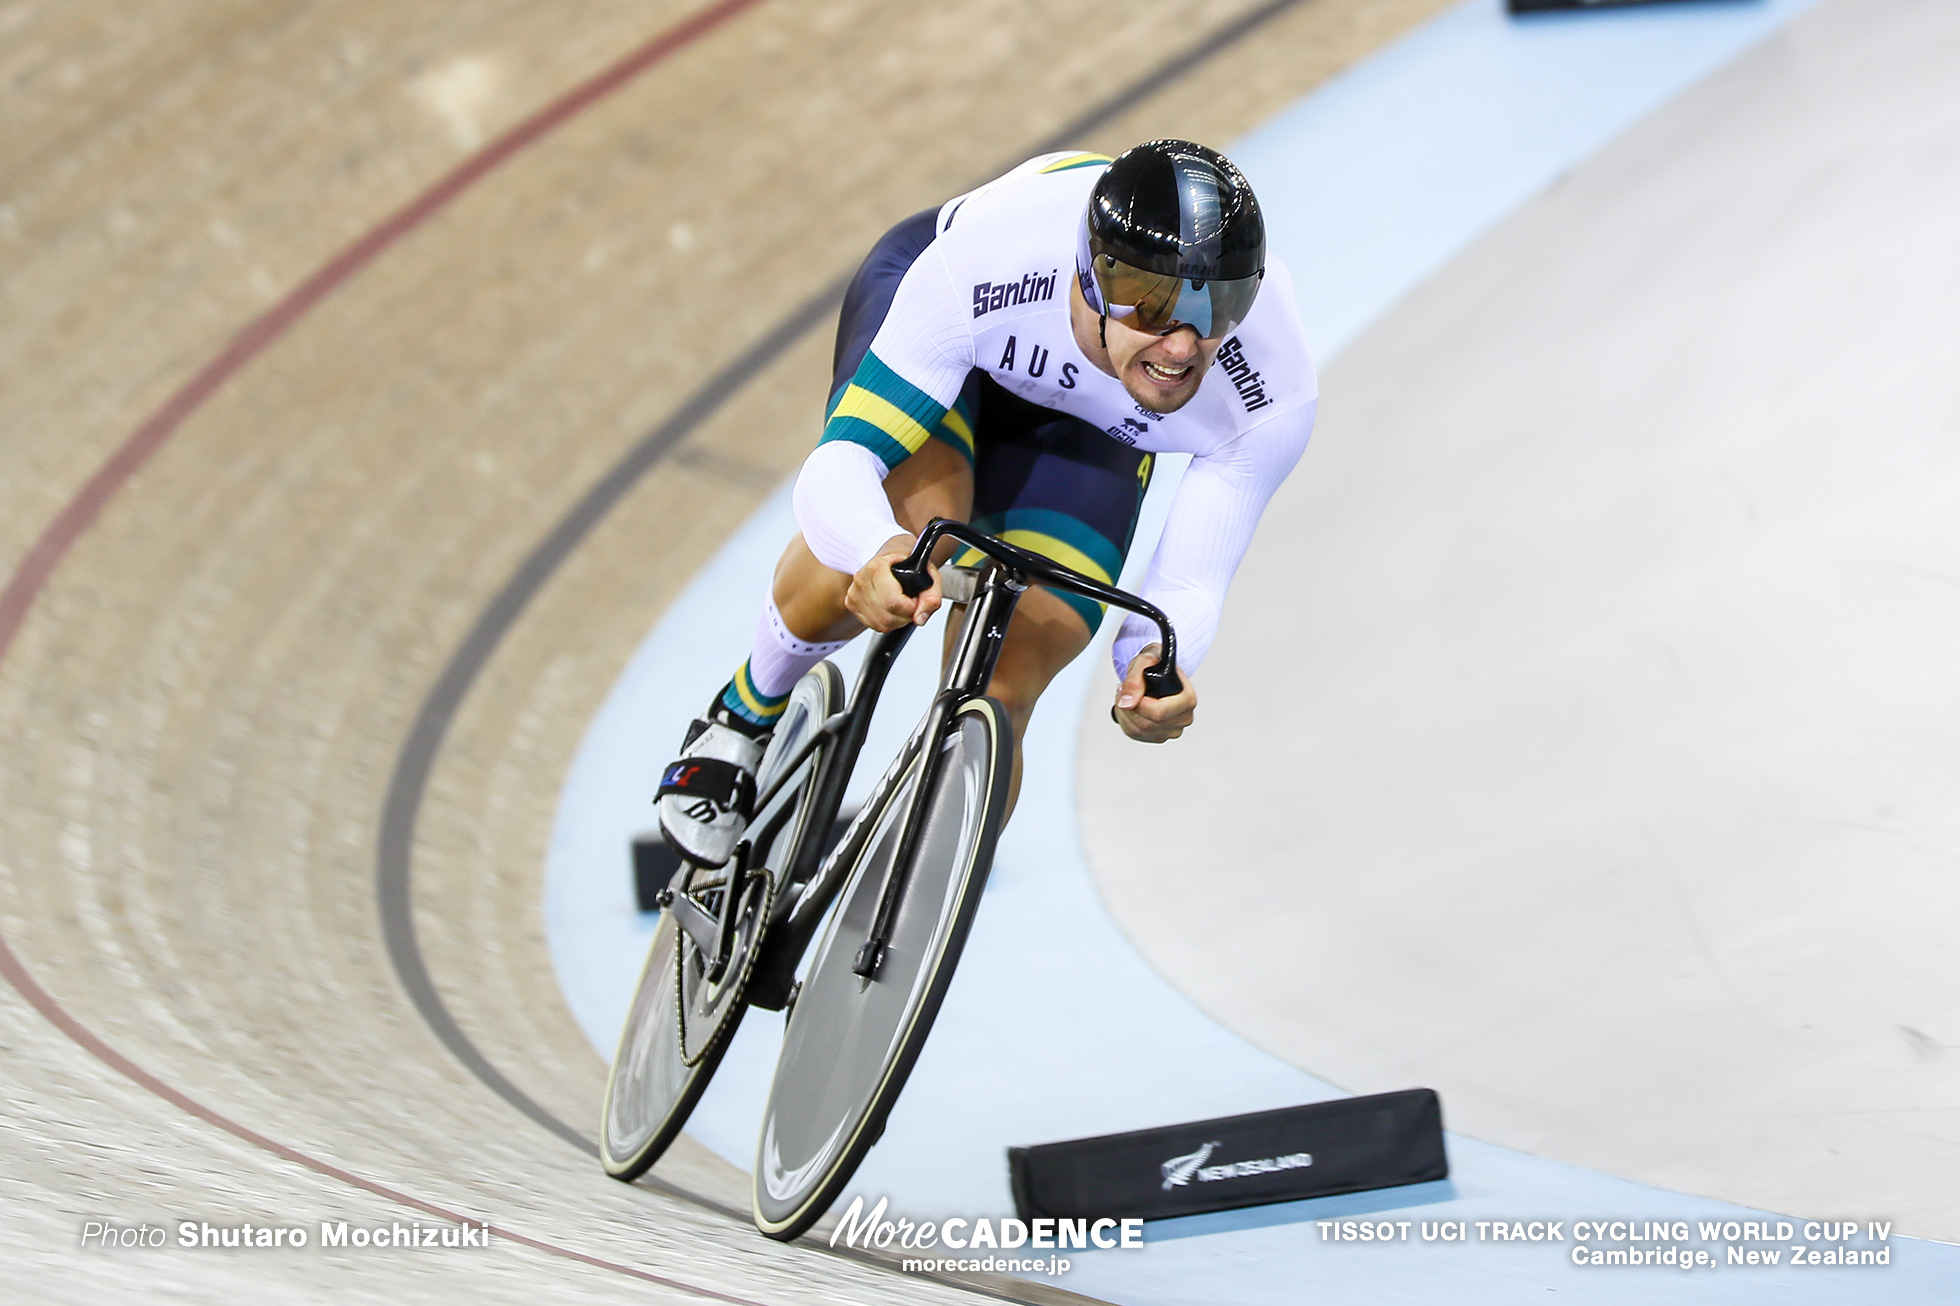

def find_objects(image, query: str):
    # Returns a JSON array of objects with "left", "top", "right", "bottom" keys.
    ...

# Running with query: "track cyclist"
[{"left": 657, "top": 140, "right": 1318, "bottom": 868}]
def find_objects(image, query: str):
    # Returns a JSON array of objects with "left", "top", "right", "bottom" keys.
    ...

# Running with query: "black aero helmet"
[{"left": 1077, "top": 139, "right": 1265, "bottom": 340}]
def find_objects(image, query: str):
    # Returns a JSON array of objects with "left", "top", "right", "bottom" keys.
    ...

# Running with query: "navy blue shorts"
[{"left": 830, "top": 210, "right": 1153, "bottom": 632}]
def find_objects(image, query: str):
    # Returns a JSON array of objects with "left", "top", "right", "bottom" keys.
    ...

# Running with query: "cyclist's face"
[{"left": 1101, "top": 313, "right": 1221, "bottom": 415}]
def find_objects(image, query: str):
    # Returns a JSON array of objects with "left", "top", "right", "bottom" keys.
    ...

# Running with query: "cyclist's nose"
[{"left": 1154, "top": 327, "right": 1201, "bottom": 361}]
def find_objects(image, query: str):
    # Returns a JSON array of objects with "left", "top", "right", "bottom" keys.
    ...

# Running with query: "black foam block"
[{"left": 1009, "top": 1089, "right": 1447, "bottom": 1223}]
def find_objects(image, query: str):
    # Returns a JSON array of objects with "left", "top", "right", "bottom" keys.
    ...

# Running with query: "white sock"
[{"left": 747, "top": 597, "right": 850, "bottom": 699}]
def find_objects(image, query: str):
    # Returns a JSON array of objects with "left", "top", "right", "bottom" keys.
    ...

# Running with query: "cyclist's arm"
[
  {"left": 793, "top": 244, "right": 972, "bottom": 575},
  {"left": 794, "top": 441, "right": 911, "bottom": 575},
  {"left": 1111, "top": 399, "right": 1317, "bottom": 679}
]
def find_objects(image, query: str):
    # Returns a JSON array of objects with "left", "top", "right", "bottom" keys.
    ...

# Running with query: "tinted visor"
[{"left": 1091, "top": 253, "right": 1262, "bottom": 340}]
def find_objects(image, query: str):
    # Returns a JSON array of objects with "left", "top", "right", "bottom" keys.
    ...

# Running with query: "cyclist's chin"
[{"left": 1123, "top": 360, "right": 1204, "bottom": 414}]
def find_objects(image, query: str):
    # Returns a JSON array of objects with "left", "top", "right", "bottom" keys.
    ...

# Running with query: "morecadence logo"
[{"left": 830, "top": 1196, "right": 1144, "bottom": 1276}]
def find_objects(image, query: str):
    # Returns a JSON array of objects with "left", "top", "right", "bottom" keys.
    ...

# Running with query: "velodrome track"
[
  {"left": 4, "top": 2, "right": 1955, "bottom": 1304},
  {"left": 0, "top": 1, "right": 1453, "bottom": 1300},
  {"left": 547, "top": 2, "right": 1959, "bottom": 1302}
]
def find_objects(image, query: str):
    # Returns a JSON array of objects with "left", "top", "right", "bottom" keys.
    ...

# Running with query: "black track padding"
[
  {"left": 631, "top": 833, "right": 683, "bottom": 913},
  {"left": 1008, "top": 1088, "right": 1447, "bottom": 1222}
]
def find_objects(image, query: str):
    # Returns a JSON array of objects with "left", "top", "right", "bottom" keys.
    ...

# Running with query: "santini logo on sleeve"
[{"left": 1213, "top": 336, "right": 1273, "bottom": 412}]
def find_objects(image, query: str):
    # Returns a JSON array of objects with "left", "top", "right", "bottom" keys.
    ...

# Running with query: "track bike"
[{"left": 600, "top": 519, "right": 1181, "bottom": 1243}]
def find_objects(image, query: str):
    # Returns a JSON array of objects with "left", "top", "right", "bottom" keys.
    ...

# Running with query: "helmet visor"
[{"left": 1091, "top": 254, "right": 1262, "bottom": 340}]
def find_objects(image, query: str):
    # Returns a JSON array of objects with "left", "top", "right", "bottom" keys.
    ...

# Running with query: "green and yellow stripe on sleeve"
[
  {"left": 821, "top": 351, "right": 950, "bottom": 471},
  {"left": 1038, "top": 152, "right": 1113, "bottom": 174},
  {"left": 936, "top": 393, "right": 977, "bottom": 466}
]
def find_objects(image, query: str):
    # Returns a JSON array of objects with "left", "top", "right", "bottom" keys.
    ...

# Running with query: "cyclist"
[{"left": 658, "top": 140, "right": 1317, "bottom": 868}]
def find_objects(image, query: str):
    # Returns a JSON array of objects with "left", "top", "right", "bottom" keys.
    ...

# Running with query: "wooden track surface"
[{"left": 0, "top": 1, "right": 1453, "bottom": 1297}]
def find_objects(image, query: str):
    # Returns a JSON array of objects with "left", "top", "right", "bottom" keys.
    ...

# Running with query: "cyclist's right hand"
[{"left": 847, "top": 533, "right": 942, "bottom": 632}]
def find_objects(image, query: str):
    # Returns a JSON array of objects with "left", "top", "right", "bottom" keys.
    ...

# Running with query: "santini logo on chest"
[{"left": 973, "top": 269, "right": 1059, "bottom": 318}]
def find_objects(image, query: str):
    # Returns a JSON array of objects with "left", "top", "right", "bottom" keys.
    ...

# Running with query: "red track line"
[
  {"left": 0, "top": 2, "right": 779, "bottom": 1299},
  {"left": 0, "top": 930, "right": 772, "bottom": 1304},
  {"left": 0, "top": 0, "right": 768, "bottom": 667}
]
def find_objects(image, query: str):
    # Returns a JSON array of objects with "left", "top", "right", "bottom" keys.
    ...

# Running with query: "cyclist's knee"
[
  {"left": 987, "top": 674, "right": 1042, "bottom": 726},
  {"left": 987, "top": 594, "right": 1091, "bottom": 722}
]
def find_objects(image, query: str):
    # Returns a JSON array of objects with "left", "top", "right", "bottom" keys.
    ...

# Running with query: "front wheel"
[{"left": 751, "top": 696, "right": 1012, "bottom": 1240}]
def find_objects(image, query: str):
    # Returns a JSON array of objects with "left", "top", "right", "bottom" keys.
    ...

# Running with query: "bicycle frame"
[
  {"left": 743, "top": 517, "right": 1184, "bottom": 1000},
  {"left": 742, "top": 627, "right": 910, "bottom": 1010},
  {"left": 664, "top": 633, "right": 907, "bottom": 993}
]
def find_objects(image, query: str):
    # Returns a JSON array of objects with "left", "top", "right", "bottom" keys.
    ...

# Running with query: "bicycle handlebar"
[{"left": 891, "top": 518, "right": 1184, "bottom": 700}]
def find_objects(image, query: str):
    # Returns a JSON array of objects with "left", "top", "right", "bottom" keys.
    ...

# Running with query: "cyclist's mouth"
[
  {"left": 1128, "top": 352, "right": 1206, "bottom": 412},
  {"left": 1141, "top": 360, "right": 1193, "bottom": 387}
]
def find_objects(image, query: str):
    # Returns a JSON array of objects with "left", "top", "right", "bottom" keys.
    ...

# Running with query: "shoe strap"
[{"left": 657, "top": 757, "right": 756, "bottom": 818}]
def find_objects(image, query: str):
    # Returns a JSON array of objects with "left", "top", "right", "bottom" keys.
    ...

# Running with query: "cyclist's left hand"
[{"left": 1112, "top": 644, "right": 1195, "bottom": 743}]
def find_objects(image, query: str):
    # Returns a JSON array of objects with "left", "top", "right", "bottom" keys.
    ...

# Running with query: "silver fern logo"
[{"left": 1160, "top": 1141, "right": 1220, "bottom": 1190}]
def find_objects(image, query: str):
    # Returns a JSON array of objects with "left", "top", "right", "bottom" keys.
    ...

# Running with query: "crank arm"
[
  {"left": 704, "top": 843, "right": 756, "bottom": 982},
  {"left": 662, "top": 843, "right": 752, "bottom": 979},
  {"left": 665, "top": 885, "right": 723, "bottom": 960}
]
